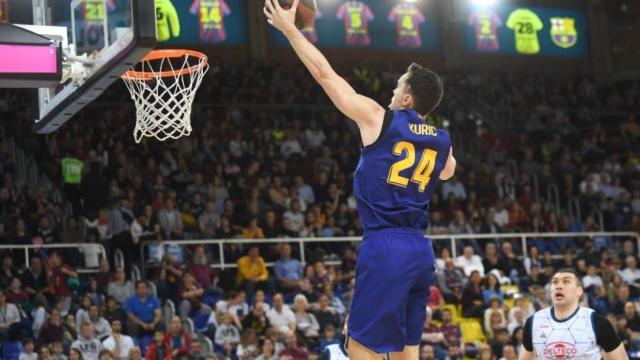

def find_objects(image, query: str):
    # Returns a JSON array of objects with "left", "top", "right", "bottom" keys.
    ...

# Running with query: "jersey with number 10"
[
  {"left": 387, "top": 3, "right": 426, "bottom": 49},
  {"left": 336, "top": 1, "right": 375, "bottom": 47},
  {"left": 354, "top": 110, "right": 451, "bottom": 233},
  {"left": 190, "top": 0, "right": 231, "bottom": 43},
  {"left": 467, "top": 9, "right": 503, "bottom": 52}
]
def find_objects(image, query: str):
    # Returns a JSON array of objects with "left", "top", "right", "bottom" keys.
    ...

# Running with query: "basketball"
[{"left": 278, "top": 0, "right": 317, "bottom": 29}]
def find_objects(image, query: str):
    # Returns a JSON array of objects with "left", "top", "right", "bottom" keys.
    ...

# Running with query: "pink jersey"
[
  {"left": 387, "top": 3, "right": 426, "bottom": 48},
  {"left": 190, "top": 0, "right": 231, "bottom": 43},
  {"left": 336, "top": 0, "right": 374, "bottom": 47},
  {"left": 467, "top": 9, "right": 503, "bottom": 52}
]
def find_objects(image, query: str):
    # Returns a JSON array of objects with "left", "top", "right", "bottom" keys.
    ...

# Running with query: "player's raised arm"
[
  {"left": 264, "top": 0, "right": 385, "bottom": 144},
  {"left": 439, "top": 147, "right": 457, "bottom": 180}
]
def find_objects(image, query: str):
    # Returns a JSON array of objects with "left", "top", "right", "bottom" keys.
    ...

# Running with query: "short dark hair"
[
  {"left": 405, "top": 63, "right": 444, "bottom": 117},
  {"left": 554, "top": 268, "right": 583, "bottom": 287}
]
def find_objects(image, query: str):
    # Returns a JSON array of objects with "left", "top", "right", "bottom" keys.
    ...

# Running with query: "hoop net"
[{"left": 122, "top": 49, "right": 209, "bottom": 143}]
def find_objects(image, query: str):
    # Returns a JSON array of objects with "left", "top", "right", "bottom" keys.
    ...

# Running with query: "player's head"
[
  {"left": 390, "top": 63, "right": 443, "bottom": 117},
  {"left": 551, "top": 268, "right": 583, "bottom": 308}
]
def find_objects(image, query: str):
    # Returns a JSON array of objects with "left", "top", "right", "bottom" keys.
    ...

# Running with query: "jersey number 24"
[{"left": 387, "top": 141, "right": 438, "bottom": 192}]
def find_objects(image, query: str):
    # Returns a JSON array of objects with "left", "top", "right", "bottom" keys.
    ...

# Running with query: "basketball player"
[
  {"left": 265, "top": 1, "right": 456, "bottom": 359},
  {"left": 519, "top": 268, "right": 627, "bottom": 360}
]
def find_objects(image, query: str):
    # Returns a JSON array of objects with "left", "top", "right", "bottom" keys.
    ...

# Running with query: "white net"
[{"left": 122, "top": 50, "right": 209, "bottom": 143}]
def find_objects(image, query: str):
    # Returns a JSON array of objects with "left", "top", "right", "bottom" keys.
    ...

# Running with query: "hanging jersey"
[
  {"left": 300, "top": 8, "right": 322, "bottom": 44},
  {"left": 506, "top": 8, "right": 543, "bottom": 54},
  {"left": 336, "top": 1, "right": 375, "bottom": 47},
  {"left": 353, "top": 110, "right": 451, "bottom": 233},
  {"left": 189, "top": 0, "right": 231, "bottom": 43},
  {"left": 156, "top": 0, "right": 180, "bottom": 42},
  {"left": 524, "top": 306, "right": 622, "bottom": 360},
  {"left": 467, "top": 9, "right": 503, "bottom": 52},
  {"left": 387, "top": 3, "right": 426, "bottom": 49}
]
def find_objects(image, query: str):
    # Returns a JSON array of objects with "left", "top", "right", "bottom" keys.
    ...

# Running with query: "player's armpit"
[
  {"left": 317, "top": 74, "right": 386, "bottom": 145},
  {"left": 602, "top": 344, "right": 629, "bottom": 360},
  {"left": 439, "top": 147, "right": 456, "bottom": 180},
  {"left": 518, "top": 347, "right": 534, "bottom": 360}
]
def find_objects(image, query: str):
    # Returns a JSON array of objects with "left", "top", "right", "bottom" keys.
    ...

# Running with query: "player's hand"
[{"left": 264, "top": 0, "right": 299, "bottom": 35}]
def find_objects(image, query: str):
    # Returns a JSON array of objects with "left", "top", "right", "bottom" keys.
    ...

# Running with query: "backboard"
[{"left": 2, "top": 0, "right": 156, "bottom": 133}]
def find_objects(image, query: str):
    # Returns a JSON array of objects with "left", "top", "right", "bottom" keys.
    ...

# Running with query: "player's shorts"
[{"left": 348, "top": 228, "right": 436, "bottom": 353}]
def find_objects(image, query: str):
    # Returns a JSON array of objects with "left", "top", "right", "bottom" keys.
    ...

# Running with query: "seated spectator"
[
  {"left": 501, "top": 241, "right": 525, "bottom": 279},
  {"left": 439, "top": 308, "right": 462, "bottom": 352},
  {"left": 311, "top": 261, "right": 330, "bottom": 296},
  {"left": 214, "top": 313, "right": 240, "bottom": 350},
  {"left": 0, "top": 290, "right": 20, "bottom": 342},
  {"left": 88, "top": 304, "right": 112, "bottom": 341},
  {"left": 69, "top": 349, "right": 83, "bottom": 360},
  {"left": 86, "top": 278, "right": 105, "bottom": 309},
  {"left": 178, "top": 272, "right": 212, "bottom": 320},
  {"left": 523, "top": 246, "right": 541, "bottom": 275},
  {"left": 437, "top": 258, "right": 466, "bottom": 302},
  {"left": 38, "top": 309, "right": 64, "bottom": 348},
  {"left": 253, "top": 290, "right": 271, "bottom": 312},
  {"left": 590, "top": 285, "right": 611, "bottom": 315},
  {"left": 6, "top": 277, "right": 28, "bottom": 311},
  {"left": 455, "top": 246, "right": 484, "bottom": 277},
  {"left": 255, "top": 338, "right": 278, "bottom": 360},
  {"left": 95, "top": 259, "right": 114, "bottom": 293},
  {"left": 507, "top": 307, "right": 526, "bottom": 336},
  {"left": 279, "top": 332, "right": 309, "bottom": 360},
  {"left": 313, "top": 294, "right": 341, "bottom": 334},
  {"left": 158, "top": 198, "right": 184, "bottom": 239},
  {"left": 21, "top": 257, "right": 48, "bottom": 300},
  {"left": 293, "top": 294, "right": 320, "bottom": 345},
  {"left": 482, "top": 273, "right": 504, "bottom": 305},
  {"left": 241, "top": 302, "right": 270, "bottom": 338},
  {"left": 274, "top": 244, "right": 304, "bottom": 292},
  {"left": 76, "top": 295, "right": 93, "bottom": 331},
  {"left": 31, "top": 293, "right": 48, "bottom": 338},
  {"left": 72, "top": 321, "right": 103, "bottom": 360},
  {"left": 490, "top": 328, "right": 511, "bottom": 359},
  {"left": 266, "top": 293, "right": 296, "bottom": 336},
  {"left": 499, "top": 344, "right": 517, "bottom": 360},
  {"left": 50, "top": 340, "right": 66, "bottom": 360},
  {"left": 186, "top": 245, "right": 221, "bottom": 295},
  {"left": 484, "top": 298, "right": 507, "bottom": 339},
  {"left": 128, "top": 347, "right": 142, "bottom": 360},
  {"left": 476, "top": 343, "right": 494, "bottom": 360},
  {"left": 522, "top": 266, "right": 547, "bottom": 294},
  {"left": 507, "top": 296, "right": 534, "bottom": 323},
  {"left": 461, "top": 271, "right": 484, "bottom": 318},
  {"left": 236, "top": 329, "right": 260, "bottom": 360},
  {"left": 421, "top": 345, "right": 435, "bottom": 360},
  {"left": 145, "top": 325, "right": 171, "bottom": 360},
  {"left": 237, "top": 246, "right": 275, "bottom": 298},
  {"left": 164, "top": 316, "right": 191, "bottom": 358},
  {"left": 621, "top": 256, "right": 640, "bottom": 292},
  {"left": 102, "top": 319, "right": 134, "bottom": 360},
  {"left": 421, "top": 308, "right": 447, "bottom": 353},
  {"left": 63, "top": 314, "right": 78, "bottom": 348},
  {"left": 157, "top": 254, "right": 182, "bottom": 302},
  {"left": 483, "top": 243, "right": 507, "bottom": 275},
  {"left": 107, "top": 267, "right": 135, "bottom": 305},
  {"left": 611, "top": 285, "right": 632, "bottom": 315},
  {"left": 216, "top": 291, "right": 249, "bottom": 330},
  {"left": 445, "top": 344, "right": 463, "bottom": 360},
  {"left": 318, "top": 324, "right": 341, "bottom": 350},
  {"left": 125, "top": 281, "right": 161, "bottom": 338},
  {"left": 20, "top": 338, "right": 38, "bottom": 360},
  {"left": 242, "top": 217, "right": 265, "bottom": 239},
  {"left": 103, "top": 296, "right": 126, "bottom": 327}
]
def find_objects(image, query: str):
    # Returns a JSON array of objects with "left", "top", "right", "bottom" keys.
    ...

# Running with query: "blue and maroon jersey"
[
  {"left": 467, "top": 8, "right": 503, "bottom": 52},
  {"left": 336, "top": 0, "right": 374, "bottom": 47},
  {"left": 387, "top": 3, "right": 426, "bottom": 49},
  {"left": 190, "top": 0, "right": 231, "bottom": 43},
  {"left": 353, "top": 110, "right": 451, "bottom": 233}
]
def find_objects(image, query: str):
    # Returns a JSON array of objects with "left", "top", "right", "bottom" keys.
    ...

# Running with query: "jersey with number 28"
[{"left": 353, "top": 110, "right": 451, "bottom": 233}]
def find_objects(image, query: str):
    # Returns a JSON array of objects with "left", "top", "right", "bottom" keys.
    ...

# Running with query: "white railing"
[
  {"left": 141, "top": 231, "right": 639, "bottom": 273},
  {"left": 0, "top": 243, "right": 107, "bottom": 273}
]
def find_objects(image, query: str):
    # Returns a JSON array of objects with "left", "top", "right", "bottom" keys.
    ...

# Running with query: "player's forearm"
[{"left": 284, "top": 29, "right": 335, "bottom": 82}]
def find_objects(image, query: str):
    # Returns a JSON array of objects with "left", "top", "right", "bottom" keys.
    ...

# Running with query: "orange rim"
[{"left": 121, "top": 49, "right": 208, "bottom": 81}]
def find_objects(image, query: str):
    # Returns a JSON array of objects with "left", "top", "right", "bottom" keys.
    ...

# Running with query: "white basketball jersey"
[{"left": 531, "top": 306, "right": 600, "bottom": 360}]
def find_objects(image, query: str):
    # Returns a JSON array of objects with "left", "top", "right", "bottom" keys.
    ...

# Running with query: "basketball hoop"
[{"left": 122, "top": 49, "right": 209, "bottom": 143}]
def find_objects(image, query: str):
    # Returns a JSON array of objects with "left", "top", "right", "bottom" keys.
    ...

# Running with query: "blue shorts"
[{"left": 348, "top": 229, "right": 436, "bottom": 353}]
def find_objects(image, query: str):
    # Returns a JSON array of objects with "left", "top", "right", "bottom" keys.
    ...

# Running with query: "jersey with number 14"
[
  {"left": 190, "top": 0, "right": 231, "bottom": 42},
  {"left": 353, "top": 110, "right": 451, "bottom": 233}
]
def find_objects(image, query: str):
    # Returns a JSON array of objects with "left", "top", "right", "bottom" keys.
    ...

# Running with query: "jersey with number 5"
[{"left": 353, "top": 110, "right": 451, "bottom": 233}]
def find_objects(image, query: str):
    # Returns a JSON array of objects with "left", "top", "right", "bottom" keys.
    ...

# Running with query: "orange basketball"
[{"left": 278, "top": 0, "right": 317, "bottom": 29}]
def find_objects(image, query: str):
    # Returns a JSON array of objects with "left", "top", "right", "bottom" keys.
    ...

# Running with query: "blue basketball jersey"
[{"left": 353, "top": 110, "right": 451, "bottom": 233}]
